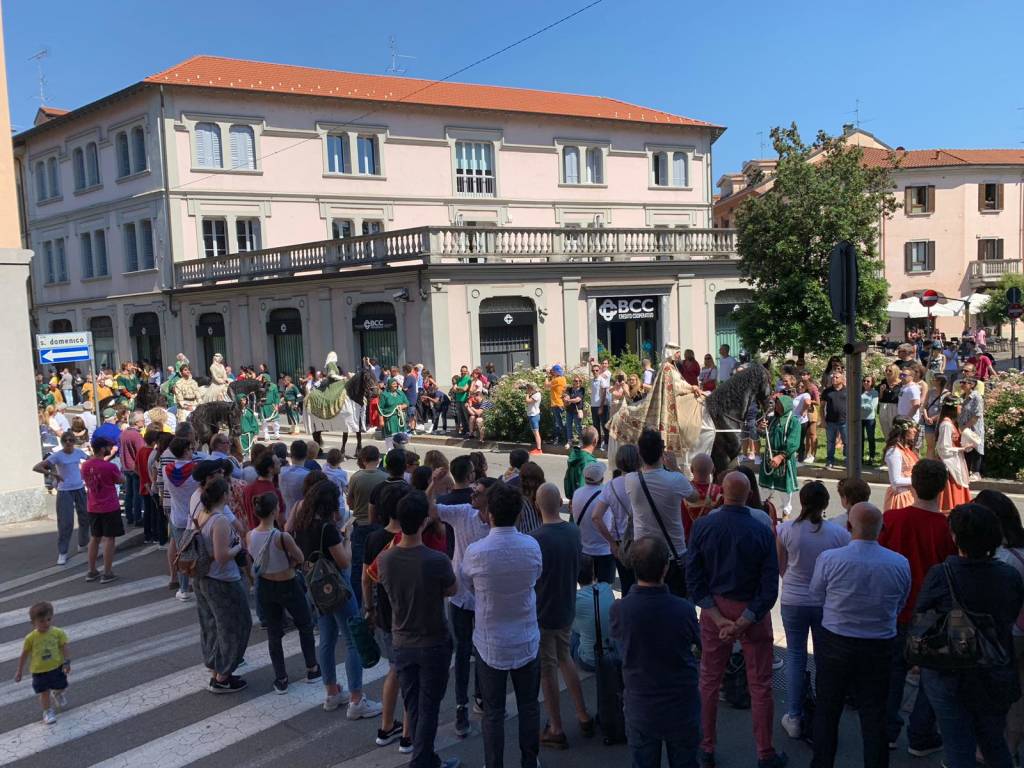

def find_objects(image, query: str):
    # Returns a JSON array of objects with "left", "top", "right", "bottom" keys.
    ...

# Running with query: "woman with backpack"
[
  {"left": 247, "top": 492, "right": 321, "bottom": 694},
  {"left": 292, "top": 479, "right": 382, "bottom": 718},
  {"left": 914, "top": 503, "right": 1024, "bottom": 768},
  {"left": 191, "top": 478, "right": 252, "bottom": 693}
]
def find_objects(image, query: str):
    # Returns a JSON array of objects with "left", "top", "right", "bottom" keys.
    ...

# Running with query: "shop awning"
[{"left": 886, "top": 297, "right": 958, "bottom": 319}]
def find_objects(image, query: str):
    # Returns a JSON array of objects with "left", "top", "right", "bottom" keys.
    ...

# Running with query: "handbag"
[
  {"left": 906, "top": 562, "right": 1011, "bottom": 671},
  {"left": 636, "top": 471, "right": 687, "bottom": 597},
  {"left": 304, "top": 523, "right": 353, "bottom": 613},
  {"left": 347, "top": 615, "right": 381, "bottom": 668}
]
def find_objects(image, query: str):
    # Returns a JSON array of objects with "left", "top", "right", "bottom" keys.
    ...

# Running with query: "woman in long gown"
[
  {"left": 883, "top": 418, "right": 919, "bottom": 511},
  {"left": 203, "top": 353, "right": 230, "bottom": 402},
  {"left": 377, "top": 378, "right": 409, "bottom": 452},
  {"left": 935, "top": 394, "right": 972, "bottom": 513},
  {"left": 758, "top": 394, "right": 802, "bottom": 518}
]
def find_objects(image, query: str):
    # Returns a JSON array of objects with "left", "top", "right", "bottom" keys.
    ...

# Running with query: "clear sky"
[{"left": 5, "top": 0, "right": 1023, "bottom": 179}]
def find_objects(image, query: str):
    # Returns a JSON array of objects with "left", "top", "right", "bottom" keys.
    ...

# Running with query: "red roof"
[
  {"left": 144, "top": 55, "right": 721, "bottom": 130},
  {"left": 37, "top": 106, "right": 69, "bottom": 117},
  {"left": 862, "top": 147, "right": 1024, "bottom": 169}
]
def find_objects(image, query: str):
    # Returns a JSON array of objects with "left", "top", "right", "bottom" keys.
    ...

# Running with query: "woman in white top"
[
  {"left": 589, "top": 444, "right": 641, "bottom": 596},
  {"left": 935, "top": 394, "right": 971, "bottom": 512},
  {"left": 883, "top": 418, "right": 919, "bottom": 511},
  {"left": 776, "top": 481, "right": 851, "bottom": 739},
  {"left": 525, "top": 382, "right": 542, "bottom": 455}
]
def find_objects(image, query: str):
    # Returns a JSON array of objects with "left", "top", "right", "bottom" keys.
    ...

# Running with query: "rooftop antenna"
[
  {"left": 386, "top": 36, "right": 415, "bottom": 75},
  {"left": 846, "top": 97, "right": 875, "bottom": 129},
  {"left": 28, "top": 48, "right": 49, "bottom": 105},
  {"left": 756, "top": 130, "right": 766, "bottom": 158}
]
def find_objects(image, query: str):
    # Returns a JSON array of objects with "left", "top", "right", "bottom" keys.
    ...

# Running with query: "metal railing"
[
  {"left": 174, "top": 225, "right": 738, "bottom": 287},
  {"left": 967, "top": 259, "right": 1023, "bottom": 284}
]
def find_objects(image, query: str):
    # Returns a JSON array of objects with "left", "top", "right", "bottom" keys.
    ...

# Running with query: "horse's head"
[{"left": 345, "top": 369, "right": 379, "bottom": 404}]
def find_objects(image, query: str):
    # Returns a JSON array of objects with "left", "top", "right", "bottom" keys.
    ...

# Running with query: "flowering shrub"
[
  {"left": 483, "top": 366, "right": 593, "bottom": 441},
  {"left": 983, "top": 370, "right": 1024, "bottom": 480}
]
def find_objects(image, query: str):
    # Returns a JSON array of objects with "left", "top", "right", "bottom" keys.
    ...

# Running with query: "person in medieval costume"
[
  {"left": 377, "top": 377, "right": 409, "bottom": 452},
  {"left": 304, "top": 352, "right": 349, "bottom": 445},
  {"left": 259, "top": 372, "right": 281, "bottom": 440},
  {"left": 117, "top": 363, "right": 140, "bottom": 407},
  {"left": 758, "top": 393, "right": 801, "bottom": 517},
  {"left": 174, "top": 353, "right": 190, "bottom": 374},
  {"left": 239, "top": 390, "right": 260, "bottom": 456},
  {"left": 173, "top": 365, "right": 202, "bottom": 417},
  {"left": 203, "top": 353, "right": 231, "bottom": 403}
]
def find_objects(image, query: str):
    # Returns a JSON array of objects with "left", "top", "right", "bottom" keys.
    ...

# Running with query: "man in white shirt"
[
  {"left": 460, "top": 481, "right": 543, "bottom": 768},
  {"left": 573, "top": 462, "right": 615, "bottom": 582},
  {"left": 624, "top": 428, "right": 701, "bottom": 597},
  {"left": 430, "top": 474, "right": 494, "bottom": 738},
  {"left": 80, "top": 402, "right": 98, "bottom": 437},
  {"left": 718, "top": 345, "right": 738, "bottom": 382},
  {"left": 589, "top": 363, "right": 610, "bottom": 452},
  {"left": 896, "top": 368, "right": 922, "bottom": 422}
]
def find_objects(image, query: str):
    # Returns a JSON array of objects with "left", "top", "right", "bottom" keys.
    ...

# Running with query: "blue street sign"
[{"left": 38, "top": 346, "right": 91, "bottom": 365}]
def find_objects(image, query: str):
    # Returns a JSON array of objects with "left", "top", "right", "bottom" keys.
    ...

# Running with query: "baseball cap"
[
  {"left": 392, "top": 432, "right": 410, "bottom": 447},
  {"left": 551, "top": 364, "right": 564, "bottom": 375},
  {"left": 583, "top": 462, "right": 606, "bottom": 484}
]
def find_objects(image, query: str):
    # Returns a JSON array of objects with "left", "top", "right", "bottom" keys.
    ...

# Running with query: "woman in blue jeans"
[
  {"left": 291, "top": 480, "right": 382, "bottom": 719},
  {"left": 775, "top": 481, "right": 851, "bottom": 739},
  {"left": 916, "top": 503, "right": 1024, "bottom": 768}
]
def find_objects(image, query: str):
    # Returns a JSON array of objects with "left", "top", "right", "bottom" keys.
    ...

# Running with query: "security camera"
[{"left": 393, "top": 288, "right": 410, "bottom": 302}]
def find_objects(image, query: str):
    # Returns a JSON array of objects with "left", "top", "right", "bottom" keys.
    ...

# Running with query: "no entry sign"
[{"left": 919, "top": 289, "right": 940, "bottom": 308}]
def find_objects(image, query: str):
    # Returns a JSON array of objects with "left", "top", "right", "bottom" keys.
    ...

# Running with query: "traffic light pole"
[{"left": 844, "top": 252, "right": 862, "bottom": 480}]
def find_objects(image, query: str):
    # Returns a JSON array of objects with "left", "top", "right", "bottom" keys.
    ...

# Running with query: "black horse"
[
  {"left": 704, "top": 363, "right": 773, "bottom": 474},
  {"left": 229, "top": 377, "right": 268, "bottom": 408},
  {"left": 134, "top": 382, "right": 161, "bottom": 413},
  {"left": 340, "top": 368, "right": 380, "bottom": 458},
  {"left": 191, "top": 400, "right": 243, "bottom": 453}
]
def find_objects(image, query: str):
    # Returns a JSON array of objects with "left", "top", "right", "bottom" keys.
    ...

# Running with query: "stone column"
[
  {"left": 561, "top": 277, "right": 581, "bottom": 366},
  {"left": 428, "top": 279, "right": 451, "bottom": 376}
]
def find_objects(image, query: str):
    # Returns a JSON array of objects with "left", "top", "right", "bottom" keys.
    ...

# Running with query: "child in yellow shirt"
[{"left": 14, "top": 601, "right": 70, "bottom": 725}]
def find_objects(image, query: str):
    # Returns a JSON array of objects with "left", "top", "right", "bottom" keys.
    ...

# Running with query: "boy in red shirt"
[
  {"left": 682, "top": 453, "right": 721, "bottom": 544},
  {"left": 81, "top": 438, "right": 125, "bottom": 583}
]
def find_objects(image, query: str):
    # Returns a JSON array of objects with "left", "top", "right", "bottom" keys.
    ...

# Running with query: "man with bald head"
[
  {"left": 687, "top": 470, "right": 785, "bottom": 768},
  {"left": 809, "top": 502, "right": 911, "bottom": 768}
]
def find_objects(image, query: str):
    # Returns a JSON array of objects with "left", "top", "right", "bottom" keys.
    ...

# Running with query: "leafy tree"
[
  {"left": 978, "top": 273, "right": 1024, "bottom": 328},
  {"left": 734, "top": 125, "right": 900, "bottom": 356}
]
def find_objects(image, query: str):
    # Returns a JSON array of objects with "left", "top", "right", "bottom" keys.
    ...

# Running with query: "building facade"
[
  {"left": 713, "top": 128, "right": 1024, "bottom": 338},
  {"left": 15, "top": 55, "right": 744, "bottom": 377}
]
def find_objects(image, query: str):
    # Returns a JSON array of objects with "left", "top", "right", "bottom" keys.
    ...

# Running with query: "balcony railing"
[
  {"left": 174, "top": 225, "right": 738, "bottom": 287},
  {"left": 967, "top": 259, "right": 1022, "bottom": 285}
]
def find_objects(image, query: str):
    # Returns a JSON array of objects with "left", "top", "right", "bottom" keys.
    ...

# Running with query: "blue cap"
[{"left": 551, "top": 364, "right": 564, "bottom": 375}]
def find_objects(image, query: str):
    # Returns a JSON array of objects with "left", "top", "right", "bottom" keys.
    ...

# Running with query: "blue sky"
[{"left": 6, "top": 0, "right": 1023, "bottom": 178}]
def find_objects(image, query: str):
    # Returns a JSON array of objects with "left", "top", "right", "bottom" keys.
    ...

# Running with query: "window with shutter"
[
  {"left": 94, "top": 230, "right": 108, "bottom": 276},
  {"left": 123, "top": 222, "right": 139, "bottom": 272},
  {"left": 357, "top": 136, "right": 379, "bottom": 175},
  {"left": 229, "top": 125, "right": 256, "bottom": 170},
  {"left": 47, "top": 157, "right": 60, "bottom": 197},
  {"left": 86, "top": 143, "right": 100, "bottom": 186},
  {"left": 195, "top": 123, "right": 223, "bottom": 168},
  {"left": 236, "top": 218, "right": 261, "bottom": 252},
  {"left": 653, "top": 152, "right": 669, "bottom": 186},
  {"left": 978, "top": 238, "right": 1005, "bottom": 261},
  {"left": 131, "top": 127, "right": 147, "bottom": 173},
  {"left": 672, "top": 151, "right": 688, "bottom": 187},
  {"left": 327, "top": 134, "right": 350, "bottom": 173},
  {"left": 980, "top": 183, "right": 1002, "bottom": 211},
  {"left": 80, "top": 233, "right": 93, "bottom": 279},
  {"left": 563, "top": 147, "right": 580, "bottom": 184},
  {"left": 926, "top": 186, "right": 935, "bottom": 213},
  {"left": 585, "top": 147, "right": 603, "bottom": 184},
  {"left": 906, "top": 186, "right": 929, "bottom": 215},
  {"left": 55, "top": 238, "right": 67, "bottom": 281},
  {"left": 116, "top": 132, "right": 131, "bottom": 177},
  {"left": 73, "top": 148, "right": 86, "bottom": 191},
  {"left": 43, "top": 241, "right": 55, "bottom": 283},
  {"left": 905, "top": 241, "right": 933, "bottom": 273},
  {"left": 139, "top": 219, "right": 155, "bottom": 269},
  {"left": 35, "top": 162, "right": 47, "bottom": 202}
]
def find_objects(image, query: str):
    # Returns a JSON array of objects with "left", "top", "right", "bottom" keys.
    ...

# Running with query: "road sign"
[
  {"left": 828, "top": 241, "right": 858, "bottom": 325},
  {"left": 1009, "top": 303, "right": 1024, "bottom": 320},
  {"left": 919, "top": 289, "right": 940, "bottom": 308},
  {"left": 35, "top": 331, "right": 93, "bottom": 366},
  {"left": 1008, "top": 287, "right": 1023, "bottom": 305}
]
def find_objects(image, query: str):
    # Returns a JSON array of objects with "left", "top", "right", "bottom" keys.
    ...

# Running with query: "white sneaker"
[
  {"left": 175, "top": 589, "right": 193, "bottom": 602},
  {"left": 970, "top": 473, "right": 981, "bottom": 482},
  {"left": 324, "top": 691, "right": 348, "bottom": 712},
  {"left": 56, "top": 554, "right": 68, "bottom": 566},
  {"left": 347, "top": 696, "right": 383, "bottom": 720},
  {"left": 43, "top": 708, "right": 56, "bottom": 725},
  {"left": 54, "top": 690, "right": 67, "bottom": 710},
  {"left": 780, "top": 713, "right": 801, "bottom": 739}
]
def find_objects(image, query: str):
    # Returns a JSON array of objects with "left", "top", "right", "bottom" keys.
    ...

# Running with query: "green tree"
[
  {"left": 734, "top": 125, "right": 900, "bottom": 356},
  {"left": 978, "top": 273, "right": 1024, "bottom": 327}
]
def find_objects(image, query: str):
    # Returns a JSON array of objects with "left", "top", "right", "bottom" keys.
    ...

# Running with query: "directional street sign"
[{"left": 35, "top": 331, "right": 94, "bottom": 366}]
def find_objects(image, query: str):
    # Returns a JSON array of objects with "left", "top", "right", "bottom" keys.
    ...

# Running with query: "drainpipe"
[{"left": 158, "top": 85, "right": 176, "bottom": 298}]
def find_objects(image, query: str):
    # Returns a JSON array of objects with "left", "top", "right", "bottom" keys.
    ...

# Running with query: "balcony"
[
  {"left": 967, "top": 259, "right": 1022, "bottom": 287},
  {"left": 173, "top": 226, "right": 738, "bottom": 288}
]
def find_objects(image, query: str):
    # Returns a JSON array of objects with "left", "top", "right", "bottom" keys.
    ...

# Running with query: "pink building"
[{"left": 15, "top": 55, "right": 743, "bottom": 376}]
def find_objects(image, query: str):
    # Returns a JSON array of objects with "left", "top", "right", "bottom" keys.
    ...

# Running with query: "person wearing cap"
[
  {"left": 545, "top": 365, "right": 568, "bottom": 446},
  {"left": 573, "top": 461, "right": 615, "bottom": 583},
  {"left": 81, "top": 437, "right": 125, "bottom": 583}
]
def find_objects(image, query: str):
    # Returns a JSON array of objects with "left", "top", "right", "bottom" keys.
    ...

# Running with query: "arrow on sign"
[{"left": 39, "top": 347, "right": 91, "bottom": 363}]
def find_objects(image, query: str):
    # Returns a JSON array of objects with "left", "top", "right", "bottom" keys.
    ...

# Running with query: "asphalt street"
[{"left": 0, "top": 433, "right": 988, "bottom": 768}]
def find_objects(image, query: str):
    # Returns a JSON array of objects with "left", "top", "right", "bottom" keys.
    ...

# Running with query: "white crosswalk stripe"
[
  {"left": 0, "top": 576, "right": 170, "bottom": 629},
  {"left": 0, "top": 546, "right": 158, "bottom": 602}
]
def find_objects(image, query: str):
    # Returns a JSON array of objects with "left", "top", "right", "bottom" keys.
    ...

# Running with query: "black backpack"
[{"left": 304, "top": 524, "right": 352, "bottom": 613}]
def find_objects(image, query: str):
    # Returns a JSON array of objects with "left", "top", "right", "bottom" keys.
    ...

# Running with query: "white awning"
[{"left": 886, "top": 297, "right": 958, "bottom": 319}]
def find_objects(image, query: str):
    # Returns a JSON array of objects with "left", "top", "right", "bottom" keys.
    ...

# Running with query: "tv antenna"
[
  {"left": 756, "top": 129, "right": 766, "bottom": 158},
  {"left": 28, "top": 48, "right": 49, "bottom": 105},
  {"left": 847, "top": 97, "right": 874, "bottom": 128},
  {"left": 386, "top": 36, "right": 415, "bottom": 74}
]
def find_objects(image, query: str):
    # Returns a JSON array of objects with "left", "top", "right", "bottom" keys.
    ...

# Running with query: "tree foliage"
[
  {"left": 979, "top": 273, "right": 1024, "bottom": 328},
  {"left": 733, "top": 125, "right": 900, "bottom": 356}
]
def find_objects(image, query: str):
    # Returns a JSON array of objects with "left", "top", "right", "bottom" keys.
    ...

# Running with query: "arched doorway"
[
  {"left": 266, "top": 308, "right": 303, "bottom": 380},
  {"left": 196, "top": 312, "right": 227, "bottom": 366},
  {"left": 89, "top": 316, "right": 117, "bottom": 371},
  {"left": 714, "top": 289, "right": 753, "bottom": 357},
  {"left": 49, "top": 319, "right": 72, "bottom": 333},
  {"left": 130, "top": 312, "right": 163, "bottom": 368},
  {"left": 479, "top": 297, "right": 537, "bottom": 375},
  {"left": 353, "top": 302, "right": 398, "bottom": 368}
]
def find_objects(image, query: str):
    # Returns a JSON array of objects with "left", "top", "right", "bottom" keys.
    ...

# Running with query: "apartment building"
[
  {"left": 713, "top": 127, "right": 1024, "bottom": 338},
  {"left": 15, "top": 55, "right": 743, "bottom": 376}
]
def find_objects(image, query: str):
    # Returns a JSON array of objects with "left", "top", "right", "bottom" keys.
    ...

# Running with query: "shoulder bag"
[
  {"left": 575, "top": 489, "right": 602, "bottom": 526},
  {"left": 304, "top": 523, "right": 353, "bottom": 614}
]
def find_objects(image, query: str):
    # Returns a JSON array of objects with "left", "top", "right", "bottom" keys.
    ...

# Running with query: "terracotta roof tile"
[
  {"left": 144, "top": 55, "right": 721, "bottom": 130},
  {"left": 37, "top": 106, "right": 69, "bottom": 117},
  {"left": 862, "top": 146, "right": 1024, "bottom": 169}
]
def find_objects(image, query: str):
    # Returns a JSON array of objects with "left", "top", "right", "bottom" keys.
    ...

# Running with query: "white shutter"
[
  {"left": 673, "top": 152, "right": 687, "bottom": 186},
  {"left": 47, "top": 158, "right": 59, "bottom": 196},
  {"left": 86, "top": 143, "right": 100, "bottom": 186},
  {"left": 230, "top": 125, "right": 255, "bottom": 170},
  {"left": 94, "top": 230, "right": 108, "bottom": 276},
  {"left": 35, "top": 162, "right": 47, "bottom": 201},
  {"left": 586, "top": 147, "right": 602, "bottom": 184},
  {"left": 73, "top": 148, "right": 86, "bottom": 190},
  {"left": 55, "top": 238, "right": 67, "bottom": 281},
  {"left": 563, "top": 147, "right": 580, "bottom": 184},
  {"left": 131, "top": 127, "right": 147, "bottom": 172},
  {"left": 81, "top": 233, "right": 93, "bottom": 279},
  {"left": 116, "top": 132, "right": 131, "bottom": 177},
  {"left": 44, "top": 241, "right": 54, "bottom": 283},
  {"left": 140, "top": 220, "right": 155, "bottom": 269},
  {"left": 196, "top": 123, "right": 222, "bottom": 168}
]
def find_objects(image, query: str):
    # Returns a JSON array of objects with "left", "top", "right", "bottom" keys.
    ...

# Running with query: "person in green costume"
[
  {"left": 758, "top": 393, "right": 801, "bottom": 517},
  {"left": 117, "top": 363, "right": 140, "bottom": 407},
  {"left": 259, "top": 372, "right": 281, "bottom": 440},
  {"left": 282, "top": 375, "right": 302, "bottom": 434},
  {"left": 377, "top": 377, "right": 409, "bottom": 451},
  {"left": 239, "top": 391, "right": 260, "bottom": 456}
]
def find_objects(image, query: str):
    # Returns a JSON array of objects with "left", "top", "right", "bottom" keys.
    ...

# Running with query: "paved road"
[{"left": 0, "top": 436, "right": 979, "bottom": 768}]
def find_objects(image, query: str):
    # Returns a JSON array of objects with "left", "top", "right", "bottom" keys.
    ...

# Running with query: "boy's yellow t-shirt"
[
  {"left": 549, "top": 376, "right": 567, "bottom": 408},
  {"left": 23, "top": 627, "right": 67, "bottom": 674}
]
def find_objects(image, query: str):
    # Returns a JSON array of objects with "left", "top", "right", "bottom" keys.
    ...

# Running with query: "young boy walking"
[{"left": 15, "top": 602, "right": 71, "bottom": 725}]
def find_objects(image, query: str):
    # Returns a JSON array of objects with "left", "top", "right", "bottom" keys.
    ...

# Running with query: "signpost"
[
  {"left": 919, "top": 289, "right": 940, "bottom": 341},
  {"left": 36, "top": 332, "right": 96, "bottom": 407},
  {"left": 829, "top": 241, "right": 862, "bottom": 478},
  {"left": 1009, "top": 289, "right": 1023, "bottom": 366}
]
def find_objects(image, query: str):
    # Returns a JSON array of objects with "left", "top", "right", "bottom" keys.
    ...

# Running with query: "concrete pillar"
[
  {"left": 428, "top": 279, "right": 451, "bottom": 377},
  {"left": 677, "top": 278, "right": 695, "bottom": 351},
  {"left": 561, "top": 277, "right": 581, "bottom": 366}
]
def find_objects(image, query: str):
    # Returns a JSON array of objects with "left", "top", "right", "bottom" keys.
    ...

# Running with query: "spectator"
[
  {"left": 279, "top": 440, "right": 311, "bottom": 521},
  {"left": 368, "top": 449, "right": 412, "bottom": 548},
  {"left": 625, "top": 428, "right": 700, "bottom": 597},
  {"left": 347, "top": 445, "right": 387, "bottom": 605},
  {"left": 718, "top": 344, "right": 738, "bottom": 382},
  {"left": 453, "top": 365, "right": 472, "bottom": 437},
  {"left": 809, "top": 502, "right": 910, "bottom": 768},
  {"left": 613, "top": 536, "right": 701, "bottom": 768},
  {"left": 877, "top": 364, "right": 902, "bottom": 441},
  {"left": 401, "top": 364, "right": 419, "bottom": 432},
  {"left": 468, "top": 451, "right": 488, "bottom": 481},
  {"left": 958, "top": 377, "right": 985, "bottom": 480},
  {"left": 677, "top": 352, "right": 699, "bottom": 387},
  {"left": 516, "top": 462, "right": 544, "bottom": 534},
  {"left": 571, "top": 554, "right": 613, "bottom": 673},
  {"left": 525, "top": 382, "right": 543, "bottom": 456},
  {"left": 545, "top": 365, "right": 568, "bottom": 446},
  {"left": 532, "top": 482, "right": 592, "bottom": 749},
  {"left": 429, "top": 473, "right": 495, "bottom": 738},
  {"left": 438, "top": 455, "right": 475, "bottom": 506},
  {"left": 119, "top": 411, "right": 146, "bottom": 527},
  {"left": 682, "top": 453, "right": 721, "bottom": 545},
  {"left": 591, "top": 444, "right": 640, "bottom": 595},
  {"left": 484, "top": 362, "right": 500, "bottom": 387},
  {"left": 896, "top": 366, "right": 923, "bottom": 423},
  {"left": 895, "top": 343, "right": 917, "bottom": 371},
  {"left": 324, "top": 448, "right": 350, "bottom": 518},
  {"left": 798, "top": 369, "right": 821, "bottom": 464},
  {"left": 793, "top": 381, "right": 812, "bottom": 464},
  {"left": 883, "top": 418, "right": 920, "bottom": 511},
  {"left": 574, "top": 462, "right": 614, "bottom": 583},
  {"left": 699, "top": 353, "right": 718, "bottom": 392},
  {"left": 589, "top": 363, "right": 610, "bottom": 452},
  {"left": 564, "top": 426, "right": 599, "bottom": 499},
  {"left": 33, "top": 431, "right": 89, "bottom": 565},
  {"left": 503, "top": 448, "right": 530, "bottom": 487},
  {"left": 564, "top": 375, "right": 585, "bottom": 445},
  {"left": 460, "top": 481, "right": 543, "bottom": 768},
  {"left": 878, "top": 459, "right": 953, "bottom": 756},
  {"left": 776, "top": 481, "right": 850, "bottom": 739},
  {"left": 241, "top": 452, "right": 286, "bottom": 530},
  {"left": 687, "top": 471, "right": 785, "bottom": 768},
  {"left": 861, "top": 375, "right": 879, "bottom": 464},
  {"left": 922, "top": 374, "right": 947, "bottom": 458},
  {"left": 377, "top": 492, "right": 459, "bottom": 768},
  {"left": 821, "top": 371, "right": 848, "bottom": 470},
  {"left": 836, "top": 476, "right": 870, "bottom": 532},
  {"left": 916, "top": 504, "right": 1024, "bottom": 768}
]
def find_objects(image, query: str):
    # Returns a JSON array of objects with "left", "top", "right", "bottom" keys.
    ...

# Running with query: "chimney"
[{"left": 842, "top": 123, "right": 854, "bottom": 134}]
